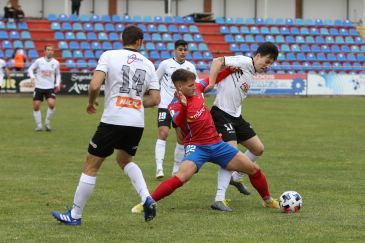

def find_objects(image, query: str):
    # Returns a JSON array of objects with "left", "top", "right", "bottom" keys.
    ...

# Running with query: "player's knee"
[
  {"left": 251, "top": 144, "right": 264, "bottom": 156},
  {"left": 158, "top": 128, "right": 169, "bottom": 140},
  {"left": 247, "top": 163, "right": 260, "bottom": 175}
]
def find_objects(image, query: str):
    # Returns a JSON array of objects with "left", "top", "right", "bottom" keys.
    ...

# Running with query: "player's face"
[
  {"left": 253, "top": 54, "right": 275, "bottom": 73},
  {"left": 178, "top": 79, "right": 196, "bottom": 97},
  {"left": 174, "top": 45, "right": 188, "bottom": 63},
  {"left": 44, "top": 47, "right": 54, "bottom": 58}
]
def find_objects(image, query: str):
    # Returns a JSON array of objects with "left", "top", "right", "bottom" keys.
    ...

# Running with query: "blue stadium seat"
[
  {"left": 152, "top": 33, "right": 161, "bottom": 41},
  {"left": 150, "top": 51, "right": 160, "bottom": 59},
  {"left": 10, "top": 31, "right": 19, "bottom": 40},
  {"left": 112, "top": 15, "right": 121, "bottom": 22},
  {"left": 347, "top": 53, "right": 356, "bottom": 62},
  {"left": 109, "top": 32, "right": 118, "bottom": 41},
  {"left": 250, "top": 43, "right": 258, "bottom": 51},
  {"left": 305, "top": 36, "right": 315, "bottom": 44},
  {"left": 5, "top": 49, "right": 13, "bottom": 58},
  {"left": 132, "top": 15, "right": 142, "bottom": 23},
  {"left": 329, "top": 28, "right": 339, "bottom": 35},
  {"left": 154, "top": 16, "right": 163, "bottom": 23},
  {"left": 354, "top": 36, "right": 364, "bottom": 44},
  {"left": 320, "top": 27, "right": 329, "bottom": 35},
  {"left": 73, "top": 50, "right": 83, "bottom": 58},
  {"left": 188, "top": 43, "right": 198, "bottom": 51},
  {"left": 65, "top": 59, "right": 75, "bottom": 69},
  {"left": 331, "top": 45, "right": 340, "bottom": 53},
  {"left": 203, "top": 52, "right": 213, "bottom": 60},
  {"left": 143, "top": 33, "right": 151, "bottom": 41},
  {"left": 194, "top": 34, "right": 203, "bottom": 42},
  {"left": 146, "top": 42, "right": 155, "bottom": 51},
  {"left": 167, "top": 42, "right": 174, "bottom": 50},
  {"left": 281, "top": 44, "right": 290, "bottom": 52},
  {"left": 304, "top": 18, "right": 314, "bottom": 25},
  {"left": 54, "top": 32, "right": 64, "bottom": 40},
  {"left": 349, "top": 28, "right": 358, "bottom": 36},
  {"left": 58, "top": 41, "right": 68, "bottom": 50},
  {"left": 230, "top": 43, "right": 239, "bottom": 52},
  {"left": 275, "top": 18, "right": 284, "bottom": 25},
  {"left": 80, "top": 41, "right": 90, "bottom": 50},
  {"left": 156, "top": 42, "right": 166, "bottom": 51},
  {"left": 123, "top": 15, "right": 132, "bottom": 22},
  {"left": 265, "top": 18, "right": 274, "bottom": 25},
  {"left": 306, "top": 53, "right": 316, "bottom": 61},
  {"left": 310, "top": 27, "right": 319, "bottom": 35},
  {"left": 321, "top": 45, "right": 330, "bottom": 52},
  {"left": 357, "top": 53, "right": 365, "bottom": 62},
  {"left": 140, "top": 50, "right": 148, "bottom": 58},
  {"left": 256, "top": 18, "right": 265, "bottom": 25},
  {"left": 220, "top": 26, "right": 229, "bottom": 34},
  {"left": 20, "top": 31, "right": 31, "bottom": 40},
  {"left": 250, "top": 26, "right": 259, "bottom": 34},
  {"left": 224, "top": 35, "right": 234, "bottom": 43},
  {"left": 101, "top": 15, "right": 111, "bottom": 22},
  {"left": 290, "top": 27, "right": 299, "bottom": 35},
  {"left": 345, "top": 36, "right": 354, "bottom": 44},
  {"left": 280, "top": 27, "right": 290, "bottom": 35},
  {"left": 164, "top": 16, "right": 174, "bottom": 23},
  {"left": 168, "top": 24, "right": 178, "bottom": 33},
  {"left": 94, "top": 23, "right": 104, "bottom": 32},
  {"left": 325, "top": 36, "right": 334, "bottom": 44},
  {"left": 334, "top": 36, "right": 344, "bottom": 44},
  {"left": 235, "top": 35, "right": 244, "bottom": 43},
  {"left": 286, "top": 36, "right": 295, "bottom": 44},
  {"left": 136, "top": 24, "right": 146, "bottom": 32},
  {"left": 339, "top": 28, "right": 348, "bottom": 36},
  {"left": 76, "top": 59, "right": 87, "bottom": 69},
  {"left": 179, "top": 25, "right": 188, "bottom": 33},
  {"left": 2, "top": 40, "right": 11, "bottom": 49},
  {"left": 337, "top": 53, "right": 346, "bottom": 62},
  {"left": 197, "top": 60, "right": 208, "bottom": 71},
  {"left": 184, "top": 16, "right": 194, "bottom": 24},
  {"left": 189, "top": 25, "right": 199, "bottom": 33},
  {"left": 24, "top": 40, "right": 35, "bottom": 49},
  {"left": 75, "top": 32, "right": 86, "bottom": 40},
  {"left": 62, "top": 50, "right": 72, "bottom": 58},
  {"left": 91, "top": 15, "right": 100, "bottom": 22},
  {"left": 84, "top": 23, "right": 93, "bottom": 31},
  {"left": 162, "top": 33, "right": 172, "bottom": 42},
  {"left": 301, "top": 44, "right": 310, "bottom": 52},
  {"left": 62, "top": 22, "right": 72, "bottom": 31},
  {"left": 215, "top": 16, "right": 225, "bottom": 24},
  {"left": 353, "top": 62, "right": 362, "bottom": 71},
  {"left": 256, "top": 35, "right": 265, "bottom": 43},
  {"left": 183, "top": 33, "right": 193, "bottom": 42},
  {"left": 28, "top": 49, "right": 39, "bottom": 59},
  {"left": 317, "top": 53, "right": 326, "bottom": 61},
  {"left": 86, "top": 32, "right": 96, "bottom": 41},
  {"left": 285, "top": 18, "right": 294, "bottom": 25},
  {"left": 297, "top": 53, "right": 306, "bottom": 61},
  {"left": 143, "top": 16, "right": 153, "bottom": 23},
  {"left": 59, "top": 14, "right": 68, "bottom": 22},
  {"left": 51, "top": 22, "right": 60, "bottom": 30},
  {"left": 105, "top": 23, "right": 115, "bottom": 32},
  {"left": 230, "top": 26, "right": 239, "bottom": 34},
  {"left": 192, "top": 51, "right": 203, "bottom": 60},
  {"left": 275, "top": 35, "right": 285, "bottom": 43},
  {"left": 69, "top": 41, "right": 79, "bottom": 50},
  {"left": 69, "top": 14, "right": 79, "bottom": 22},
  {"left": 343, "top": 19, "right": 353, "bottom": 27},
  {"left": 260, "top": 26, "right": 270, "bottom": 35},
  {"left": 291, "top": 44, "right": 300, "bottom": 52},
  {"left": 327, "top": 53, "right": 336, "bottom": 61},
  {"left": 98, "top": 32, "right": 108, "bottom": 41},
  {"left": 158, "top": 24, "right": 168, "bottom": 33},
  {"left": 161, "top": 51, "right": 170, "bottom": 59},
  {"left": 91, "top": 41, "right": 101, "bottom": 50},
  {"left": 295, "top": 36, "right": 305, "bottom": 44},
  {"left": 265, "top": 35, "right": 274, "bottom": 42},
  {"left": 115, "top": 24, "right": 124, "bottom": 32},
  {"left": 73, "top": 23, "right": 83, "bottom": 31},
  {"left": 240, "top": 44, "right": 249, "bottom": 52},
  {"left": 246, "top": 18, "right": 255, "bottom": 25},
  {"left": 147, "top": 24, "right": 157, "bottom": 33},
  {"left": 198, "top": 43, "right": 208, "bottom": 51},
  {"left": 102, "top": 41, "right": 112, "bottom": 50},
  {"left": 80, "top": 15, "right": 90, "bottom": 22},
  {"left": 95, "top": 50, "right": 104, "bottom": 58},
  {"left": 270, "top": 27, "right": 280, "bottom": 35},
  {"left": 225, "top": 17, "right": 234, "bottom": 25},
  {"left": 350, "top": 45, "right": 360, "bottom": 52},
  {"left": 235, "top": 17, "right": 244, "bottom": 25},
  {"left": 311, "top": 45, "right": 320, "bottom": 52},
  {"left": 47, "top": 14, "right": 57, "bottom": 21},
  {"left": 341, "top": 45, "right": 350, "bottom": 53},
  {"left": 88, "top": 59, "right": 97, "bottom": 68},
  {"left": 113, "top": 42, "right": 122, "bottom": 49},
  {"left": 238, "top": 26, "right": 248, "bottom": 35},
  {"left": 300, "top": 27, "right": 309, "bottom": 35}
]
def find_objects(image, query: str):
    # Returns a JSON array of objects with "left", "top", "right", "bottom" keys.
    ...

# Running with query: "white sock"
[
  {"left": 124, "top": 162, "right": 150, "bottom": 204},
  {"left": 215, "top": 168, "right": 232, "bottom": 202},
  {"left": 45, "top": 107, "right": 55, "bottom": 125},
  {"left": 155, "top": 139, "right": 166, "bottom": 171},
  {"left": 33, "top": 110, "right": 42, "bottom": 127},
  {"left": 172, "top": 143, "right": 184, "bottom": 175},
  {"left": 232, "top": 150, "right": 260, "bottom": 182},
  {"left": 71, "top": 173, "right": 96, "bottom": 219}
]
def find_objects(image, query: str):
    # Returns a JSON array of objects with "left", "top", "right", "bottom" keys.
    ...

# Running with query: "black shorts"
[
  {"left": 157, "top": 108, "right": 177, "bottom": 128},
  {"left": 88, "top": 122, "right": 144, "bottom": 157},
  {"left": 33, "top": 88, "right": 56, "bottom": 101},
  {"left": 210, "top": 106, "right": 256, "bottom": 143}
]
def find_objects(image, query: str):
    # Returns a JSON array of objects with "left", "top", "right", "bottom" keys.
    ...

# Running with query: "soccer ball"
[{"left": 279, "top": 191, "right": 302, "bottom": 213}]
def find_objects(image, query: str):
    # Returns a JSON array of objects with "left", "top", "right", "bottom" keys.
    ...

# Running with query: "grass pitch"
[{"left": 0, "top": 95, "right": 364, "bottom": 242}]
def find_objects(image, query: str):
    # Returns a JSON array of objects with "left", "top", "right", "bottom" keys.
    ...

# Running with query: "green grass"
[{"left": 1, "top": 95, "right": 364, "bottom": 242}]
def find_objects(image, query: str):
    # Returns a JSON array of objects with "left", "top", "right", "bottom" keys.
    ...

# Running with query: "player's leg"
[
  {"left": 225, "top": 151, "right": 279, "bottom": 209},
  {"left": 155, "top": 108, "right": 171, "bottom": 179},
  {"left": 172, "top": 126, "right": 184, "bottom": 175},
  {"left": 44, "top": 91, "right": 56, "bottom": 131},
  {"left": 32, "top": 89, "right": 43, "bottom": 131}
]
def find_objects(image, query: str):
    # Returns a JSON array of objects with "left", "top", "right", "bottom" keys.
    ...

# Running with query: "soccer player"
[
  {"left": 206, "top": 42, "right": 279, "bottom": 211},
  {"left": 0, "top": 58, "right": 10, "bottom": 91},
  {"left": 144, "top": 69, "right": 279, "bottom": 213},
  {"left": 154, "top": 39, "right": 198, "bottom": 179},
  {"left": 28, "top": 45, "right": 61, "bottom": 132},
  {"left": 51, "top": 25, "right": 160, "bottom": 225}
]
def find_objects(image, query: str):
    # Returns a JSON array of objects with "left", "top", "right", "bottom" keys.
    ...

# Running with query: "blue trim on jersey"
[
  {"left": 199, "top": 79, "right": 207, "bottom": 87},
  {"left": 183, "top": 141, "right": 239, "bottom": 171}
]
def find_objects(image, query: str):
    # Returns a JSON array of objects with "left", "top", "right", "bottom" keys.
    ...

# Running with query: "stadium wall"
[{"left": 1, "top": 0, "right": 363, "bottom": 22}]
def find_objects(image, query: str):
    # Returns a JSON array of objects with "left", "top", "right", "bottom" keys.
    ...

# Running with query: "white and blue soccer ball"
[{"left": 279, "top": 191, "right": 302, "bottom": 213}]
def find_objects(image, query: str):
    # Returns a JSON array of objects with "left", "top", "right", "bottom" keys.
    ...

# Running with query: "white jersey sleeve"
[{"left": 28, "top": 58, "right": 60, "bottom": 89}]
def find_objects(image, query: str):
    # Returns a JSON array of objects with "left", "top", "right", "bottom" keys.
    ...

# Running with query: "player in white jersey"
[
  {"left": 0, "top": 58, "right": 10, "bottom": 91},
  {"left": 28, "top": 45, "right": 61, "bottom": 132},
  {"left": 206, "top": 42, "right": 279, "bottom": 211},
  {"left": 52, "top": 26, "right": 160, "bottom": 225},
  {"left": 155, "top": 40, "right": 198, "bottom": 179}
]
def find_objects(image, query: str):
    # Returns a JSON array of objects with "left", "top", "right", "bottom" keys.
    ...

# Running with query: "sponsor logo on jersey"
[
  {"left": 240, "top": 82, "right": 249, "bottom": 93},
  {"left": 187, "top": 106, "right": 205, "bottom": 122},
  {"left": 115, "top": 96, "right": 142, "bottom": 110},
  {"left": 127, "top": 54, "right": 144, "bottom": 64}
]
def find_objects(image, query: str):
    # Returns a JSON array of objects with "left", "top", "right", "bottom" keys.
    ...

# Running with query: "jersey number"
[
  {"left": 224, "top": 123, "right": 234, "bottom": 132},
  {"left": 120, "top": 65, "right": 146, "bottom": 96}
]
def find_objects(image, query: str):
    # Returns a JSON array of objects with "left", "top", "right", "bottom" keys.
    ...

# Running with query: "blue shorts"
[{"left": 183, "top": 141, "right": 239, "bottom": 171}]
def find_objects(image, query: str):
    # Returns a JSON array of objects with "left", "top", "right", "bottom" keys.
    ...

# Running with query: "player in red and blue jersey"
[{"left": 148, "top": 69, "right": 280, "bottom": 211}]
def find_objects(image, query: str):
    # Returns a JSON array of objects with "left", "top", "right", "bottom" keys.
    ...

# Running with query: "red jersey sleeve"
[
  {"left": 168, "top": 101, "right": 186, "bottom": 128},
  {"left": 203, "top": 67, "right": 234, "bottom": 85}
]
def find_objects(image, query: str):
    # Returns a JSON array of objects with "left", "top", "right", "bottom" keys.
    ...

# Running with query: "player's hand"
[
  {"left": 177, "top": 91, "right": 187, "bottom": 106},
  {"left": 228, "top": 66, "right": 241, "bottom": 72},
  {"left": 204, "top": 84, "right": 215, "bottom": 93},
  {"left": 54, "top": 85, "right": 61, "bottom": 93},
  {"left": 86, "top": 103, "right": 97, "bottom": 114}
]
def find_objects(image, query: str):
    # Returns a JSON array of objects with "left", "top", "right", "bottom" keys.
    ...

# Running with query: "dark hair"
[
  {"left": 254, "top": 42, "right": 279, "bottom": 60},
  {"left": 174, "top": 39, "right": 188, "bottom": 49},
  {"left": 171, "top": 69, "right": 196, "bottom": 84},
  {"left": 122, "top": 25, "right": 144, "bottom": 45},
  {"left": 44, "top": 44, "right": 54, "bottom": 50}
]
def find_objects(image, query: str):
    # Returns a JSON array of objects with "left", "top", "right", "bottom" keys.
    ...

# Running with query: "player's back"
[{"left": 97, "top": 49, "right": 159, "bottom": 127}]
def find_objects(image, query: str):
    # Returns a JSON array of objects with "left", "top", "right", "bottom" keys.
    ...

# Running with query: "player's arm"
[
  {"left": 87, "top": 70, "right": 105, "bottom": 114},
  {"left": 205, "top": 57, "right": 225, "bottom": 92},
  {"left": 28, "top": 60, "right": 38, "bottom": 84},
  {"left": 168, "top": 102, "right": 186, "bottom": 128},
  {"left": 54, "top": 63, "right": 61, "bottom": 92},
  {"left": 143, "top": 89, "right": 160, "bottom": 108}
]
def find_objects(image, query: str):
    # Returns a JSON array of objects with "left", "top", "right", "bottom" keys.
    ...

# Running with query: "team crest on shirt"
[
  {"left": 127, "top": 54, "right": 144, "bottom": 64},
  {"left": 240, "top": 82, "right": 249, "bottom": 93}
]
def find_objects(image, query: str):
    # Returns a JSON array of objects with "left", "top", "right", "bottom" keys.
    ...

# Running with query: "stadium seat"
[
  {"left": 95, "top": 23, "right": 104, "bottom": 32},
  {"left": 341, "top": 45, "right": 350, "bottom": 53},
  {"left": 317, "top": 53, "right": 326, "bottom": 61},
  {"left": 321, "top": 45, "right": 330, "bottom": 52},
  {"left": 123, "top": 15, "right": 132, "bottom": 22},
  {"left": 275, "top": 35, "right": 285, "bottom": 43},
  {"left": 265, "top": 35, "right": 275, "bottom": 42},
  {"left": 224, "top": 35, "right": 234, "bottom": 43},
  {"left": 98, "top": 32, "right": 108, "bottom": 41},
  {"left": 331, "top": 45, "right": 340, "bottom": 53},
  {"left": 198, "top": 43, "right": 208, "bottom": 51},
  {"left": 51, "top": 22, "right": 61, "bottom": 30},
  {"left": 335, "top": 36, "right": 344, "bottom": 44},
  {"left": 291, "top": 44, "right": 300, "bottom": 52},
  {"left": 113, "top": 42, "right": 122, "bottom": 49},
  {"left": 327, "top": 53, "right": 336, "bottom": 61},
  {"left": 220, "top": 26, "right": 229, "bottom": 34},
  {"left": 112, "top": 15, "right": 121, "bottom": 22},
  {"left": 349, "top": 28, "right": 358, "bottom": 36},
  {"left": 235, "top": 18, "right": 244, "bottom": 24},
  {"left": 329, "top": 28, "right": 339, "bottom": 35},
  {"left": 2, "top": 40, "right": 12, "bottom": 49},
  {"left": 64, "top": 32, "right": 75, "bottom": 40},
  {"left": 192, "top": 51, "right": 203, "bottom": 60},
  {"left": 311, "top": 45, "right": 320, "bottom": 52},
  {"left": 140, "top": 50, "right": 148, "bottom": 58},
  {"left": 286, "top": 36, "right": 295, "bottom": 44},
  {"left": 24, "top": 40, "right": 35, "bottom": 49},
  {"left": 86, "top": 32, "right": 97, "bottom": 41},
  {"left": 315, "top": 36, "right": 325, "bottom": 44},
  {"left": 102, "top": 41, "right": 112, "bottom": 50},
  {"left": 230, "top": 43, "right": 239, "bottom": 52},
  {"left": 250, "top": 43, "right": 258, "bottom": 51},
  {"left": 62, "top": 22, "right": 72, "bottom": 31},
  {"left": 143, "top": 16, "right": 153, "bottom": 23},
  {"left": 215, "top": 16, "right": 225, "bottom": 24},
  {"left": 161, "top": 51, "right": 170, "bottom": 59},
  {"left": 189, "top": 25, "right": 199, "bottom": 33},
  {"left": 280, "top": 27, "right": 290, "bottom": 35},
  {"left": 20, "top": 31, "right": 30, "bottom": 40},
  {"left": 230, "top": 26, "right": 239, "bottom": 34},
  {"left": 260, "top": 26, "right": 270, "bottom": 35},
  {"left": 265, "top": 18, "right": 274, "bottom": 25},
  {"left": 131, "top": 15, "right": 142, "bottom": 23},
  {"left": 203, "top": 52, "right": 213, "bottom": 60},
  {"left": 325, "top": 36, "right": 334, "bottom": 44},
  {"left": 164, "top": 16, "right": 174, "bottom": 23},
  {"left": 184, "top": 16, "right": 194, "bottom": 24},
  {"left": 150, "top": 51, "right": 160, "bottom": 59},
  {"left": 28, "top": 49, "right": 39, "bottom": 59},
  {"left": 156, "top": 42, "right": 166, "bottom": 51},
  {"left": 239, "top": 26, "right": 249, "bottom": 34},
  {"left": 167, "top": 42, "right": 174, "bottom": 50},
  {"left": 69, "top": 41, "right": 79, "bottom": 50},
  {"left": 146, "top": 42, "right": 155, "bottom": 50},
  {"left": 239, "top": 44, "right": 249, "bottom": 52},
  {"left": 152, "top": 33, "right": 162, "bottom": 41},
  {"left": 80, "top": 41, "right": 90, "bottom": 50},
  {"left": 354, "top": 36, "right": 364, "bottom": 44},
  {"left": 357, "top": 53, "right": 365, "bottom": 62},
  {"left": 95, "top": 50, "right": 104, "bottom": 58},
  {"left": 183, "top": 33, "right": 193, "bottom": 42},
  {"left": 62, "top": 50, "right": 72, "bottom": 59},
  {"left": 290, "top": 27, "right": 299, "bottom": 35},
  {"left": 10, "top": 31, "right": 20, "bottom": 40},
  {"left": 80, "top": 15, "right": 90, "bottom": 22},
  {"left": 320, "top": 27, "right": 329, "bottom": 35},
  {"left": 339, "top": 28, "right": 348, "bottom": 36},
  {"left": 301, "top": 44, "right": 310, "bottom": 52},
  {"left": 296, "top": 53, "right": 306, "bottom": 61},
  {"left": 300, "top": 27, "right": 309, "bottom": 35},
  {"left": 47, "top": 14, "right": 57, "bottom": 21},
  {"left": 256, "top": 35, "right": 265, "bottom": 43},
  {"left": 296, "top": 18, "right": 305, "bottom": 26},
  {"left": 91, "top": 41, "right": 101, "bottom": 50},
  {"left": 69, "top": 14, "right": 78, "bottom": 22},
  {"left": 188, "top": 43, "right": 198, "bottom": 51},
  {"left": 296, "top": 36, "right": 305, "bottom": 44},
  {"left": 285, "top": 18, "right": 294, "bottom": 25},
  {"left": 58, "top": 41, "right": 68, "bottom": 50},
  {"left": 76, "top": 59, "right": 87, "bottom": 69},
  {"left": 88, "top": 59, "right": 98, "bottom": 68},
  {"left": 73, "top": 50, "right": 83, "bottom": 58},
  {"left": 84, "top": 23, "right": 93, "bottom": 31},
  {"left": 305, "top": 36, "right": 315, "bottom": 44},
  {"left": 137, "top": 24, "right": 147, "bottom": 32},
  {"left": 158, "top": 24, "right": 168, "bottom": 33},
  {"left": 59, "top": 14, "right": 68, "bottom": 22},
  {"left": 105, "top": 23, "right": 115, "bottom": 32},
  {"left": 154, "top": 16, "right": 163, "bottom": 23},
  {"left": 162, "top": 33, "right": 172, "bottom": 42},
  {"left": 65, "top": 59, "right": 75, "bottom": 69},
  {"left": 54, "top": 32, "right": 64, "bottom": 40},
  {"left": 347, "top": 53, "right": 356, "bottom": 62},
  {"left": 143, "top": 33, "right": 151, "bottom": 41},
  {"left": 101, "top": 15, "right": 111, "bottom": 22},
  {"left": 345, "top": 36, "right": 354, "bottom": 44},
  {"left": 72, "top": 22, "right": 83, "bottom": 31},
  {"left": 90, "top": 15, "right": 100, "bottom": 22},
  {"left": 270, "top": 27, "right": 280, "bottom": 35},
  {"left": 147, "top": 24, "right": 157, "bottom": 33},
  {"left": 250, "top": 26, "right": 259, "bottom": 34},
  {"left": 351, "top": 45, "right": 360, "bottom": 52},
  {"left": 106, "top": 32, "right": 117, "bottom": 41},
  {"left": 115, "top": 24, "right": 124, "bottom": 32},
  {"left": 235, "top": 35, "right": 244, "bottom": 43}
]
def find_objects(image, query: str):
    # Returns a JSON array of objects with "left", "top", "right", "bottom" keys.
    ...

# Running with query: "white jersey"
[
  {"left": 213, "top": 55, "right": 255, "bottom": 117},
  {"left": 28, "top": 57, "right": 61, "bottom": 89},
  {"left": 156, "top": 58, "right": 197, "bottom": 108},
  {"left": 96, "top": 49, "right": 159, "bottom": 127},
  {"left": 0, "top": 59, "right": 6, "bottom": 82}
]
